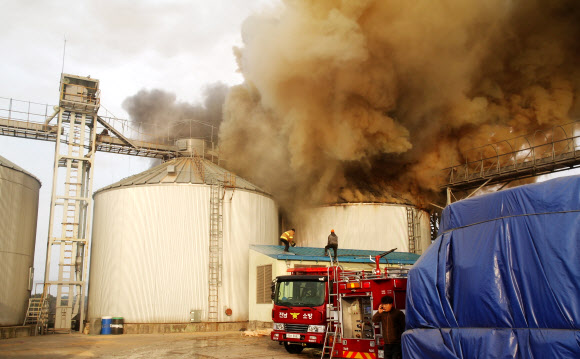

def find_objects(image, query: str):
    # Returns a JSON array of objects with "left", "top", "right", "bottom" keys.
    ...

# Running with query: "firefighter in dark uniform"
[{"left": 324, "top": 229, "right": 338, "bottom": 261}]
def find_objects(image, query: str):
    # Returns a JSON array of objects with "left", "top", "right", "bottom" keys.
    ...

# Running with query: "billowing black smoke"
[{"left": 122, "top": 82, "right": 229, "bottom": 144}]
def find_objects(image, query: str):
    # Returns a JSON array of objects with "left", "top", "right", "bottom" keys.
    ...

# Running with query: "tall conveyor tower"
[{"left": 44, "top": 74, "right": 100, "bottom": 332}]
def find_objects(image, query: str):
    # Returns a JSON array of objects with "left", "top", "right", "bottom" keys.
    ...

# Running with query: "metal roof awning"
[{"left": 250, "top": 245, "right": 420, "bottom": 265}]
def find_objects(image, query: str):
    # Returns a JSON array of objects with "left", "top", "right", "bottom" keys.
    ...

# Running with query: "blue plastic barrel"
[{"left": 101, "top": 316, "right": 112, "bottom": 335}]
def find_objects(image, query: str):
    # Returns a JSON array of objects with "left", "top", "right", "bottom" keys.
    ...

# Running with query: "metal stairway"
[
  {"left": 23, "top": 285, "right": 49, "bottom": 335},
  {"left": 208, "top": 180, "right": 224, "bottom": 321}
]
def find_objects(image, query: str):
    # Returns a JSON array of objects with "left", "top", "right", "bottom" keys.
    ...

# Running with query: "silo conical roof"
[
  {"left": 0, "top": 154, "right": 41, "bottom": 186},
  {"left": 95, "top": 156, "right": 269, "bottom": 195}
]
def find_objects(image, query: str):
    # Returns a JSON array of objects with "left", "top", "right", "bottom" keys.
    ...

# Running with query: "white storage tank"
[
  {"left": 0, "top": 155, "right": 41, "bottom": 326},
  {"left": 88, "top": 148, "right": 278, "bottom": 331},
  {"left": 296, "top": 203, "right": 431, "bottom": 254}
]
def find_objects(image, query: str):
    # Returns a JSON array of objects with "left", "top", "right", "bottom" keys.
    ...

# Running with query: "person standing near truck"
[
  {"left": 279, "top": 229, "right": 296, "bottom": 254},
  {"left": 372, "top": 295, "right": 405, "bottom": 359},
  {"left": 324, "top": 229, "right": 338, "bottom": 261}
]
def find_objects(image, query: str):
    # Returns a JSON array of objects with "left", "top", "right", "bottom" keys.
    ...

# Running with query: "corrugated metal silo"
[
  {"left": 0, "top": 155, "right": 40, "bottom": 326},
  {"left": 88, "top": 148, "right": 278, "bottom": 331},
  {"left": 296, "top": 203, "right": 431, "bottom": 255}
]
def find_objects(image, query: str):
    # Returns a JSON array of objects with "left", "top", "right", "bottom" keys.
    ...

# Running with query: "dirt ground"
[{"left": 0, "top": 331, "right": 322, "bottom": 359}]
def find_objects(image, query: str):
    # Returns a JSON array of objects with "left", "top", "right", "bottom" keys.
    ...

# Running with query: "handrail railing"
[
  {"left": 442, "top": 121, "right": 580, "bottom": 189},
  {"left": 1, "top": 96, "right": 218, "bottom": 151}
]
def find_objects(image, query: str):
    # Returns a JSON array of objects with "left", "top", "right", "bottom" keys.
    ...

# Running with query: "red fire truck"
[{"left": 270, "top": 250, "right": 408, "bottom": 358}]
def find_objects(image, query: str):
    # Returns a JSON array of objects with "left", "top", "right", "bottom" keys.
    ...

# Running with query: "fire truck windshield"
[{"left": 275, "top": 280, "right": 326, "bottom": 307}]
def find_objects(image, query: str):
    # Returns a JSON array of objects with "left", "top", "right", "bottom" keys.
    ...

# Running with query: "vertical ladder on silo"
[
  {"left": 413, "top": 210, "right": 422, "bottom": 255},
  {"left": 193, "top": 149, "right": 205, "bottom": 182},
  {"left": 223, "top": 172, "right": 236, "bottom": 199},
  {"left": 43, "top": 98, "right": 97, "bottom": 332},
  {"left": 406, "top": 207, "right": 416, "bottom": 254},
  {"left": 208, "top": 179, "right": 224, "bottom": 321}
]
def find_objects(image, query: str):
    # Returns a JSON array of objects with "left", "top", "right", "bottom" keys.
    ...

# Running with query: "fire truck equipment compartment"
[{"left": 341, "top": 297, "right": 374, "bottom": 339}]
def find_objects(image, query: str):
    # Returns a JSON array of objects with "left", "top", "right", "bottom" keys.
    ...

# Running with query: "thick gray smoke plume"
[
  {"left": 123, "top": 82, "right": 229, "bottom": 143},
  {"left": 219, "top": 0, "right": 580, "bottom": 215}
]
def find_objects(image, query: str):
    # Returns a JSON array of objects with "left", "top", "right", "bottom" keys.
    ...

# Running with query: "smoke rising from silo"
[
  {"left": 123, "top": 82, "right": 229, "bottom": 143},
  {"left": 218, "top": 0, "right": 580, "bottom": 215}
]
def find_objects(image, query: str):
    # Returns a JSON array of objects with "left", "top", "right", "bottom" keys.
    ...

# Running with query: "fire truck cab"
[{"left": 271, "top": 251, "right": 408, "bottom": 358}]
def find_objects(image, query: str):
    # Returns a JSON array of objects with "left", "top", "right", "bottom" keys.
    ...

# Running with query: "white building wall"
[
  {"left": 88, "top": 184, "right": 278, "bottom": 323},
  {"left": 296, "top": 204, "right": 431, "bottom": 254},
  {"left": 0, "top": 165, "right": 40, "bottom": 326},
  {"left": 248, "top": 251, "right": 278, "bottom": 322}
]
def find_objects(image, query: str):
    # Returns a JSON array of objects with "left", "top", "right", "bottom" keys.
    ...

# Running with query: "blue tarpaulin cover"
[{"left": 403, "top": 175, "right": 580, "bottom": 358}]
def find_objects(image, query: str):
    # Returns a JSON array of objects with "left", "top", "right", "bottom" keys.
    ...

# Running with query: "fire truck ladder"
[
  {"left": 326, "top": 251, "right": 339, "bottom": 266},
  {"left": 321, "top": 266, "right": 342, "bottom": 359},
  {"left": 208, "top": 179, "right": 224, "bottom": 321}
]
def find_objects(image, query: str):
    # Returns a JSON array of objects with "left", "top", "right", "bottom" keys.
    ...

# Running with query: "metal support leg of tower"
[
  {"left": 208, "top": 180, "right": 224, "bottom": 321},
  {"left": 43, "top": 108, "right": 96, "bottom": 332}
]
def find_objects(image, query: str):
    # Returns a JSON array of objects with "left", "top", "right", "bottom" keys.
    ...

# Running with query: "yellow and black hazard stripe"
[{"left": 341, "top": 351, "right": 376, "bottom": 359}]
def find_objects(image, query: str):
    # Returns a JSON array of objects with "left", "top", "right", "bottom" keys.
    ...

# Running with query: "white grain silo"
[
  {"left": 87, "top": 142, "right": 278, "bottom": 332},
  {"left": 0, "top": 155, "right": 40, "bottom": 326},
  {"left": 296, "top": 203, "right": 431, "bottom": 255}
]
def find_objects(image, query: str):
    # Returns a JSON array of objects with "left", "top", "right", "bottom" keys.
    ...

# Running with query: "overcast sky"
[{"left": 0, "top": 0, "right": 277, "bottom": 286}]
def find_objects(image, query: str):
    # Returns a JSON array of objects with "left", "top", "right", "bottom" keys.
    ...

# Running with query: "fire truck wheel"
[{"left": 283, "top": 342, "right": 304, "bottom": 354}]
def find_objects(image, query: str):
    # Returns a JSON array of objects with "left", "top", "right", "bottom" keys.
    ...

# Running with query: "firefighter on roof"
[
  {"left": 324, "top": 229, "right": 338, "bottom": 261},
  {"left": 279, "top": 228, "right": 296, "bottom": 254}
]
